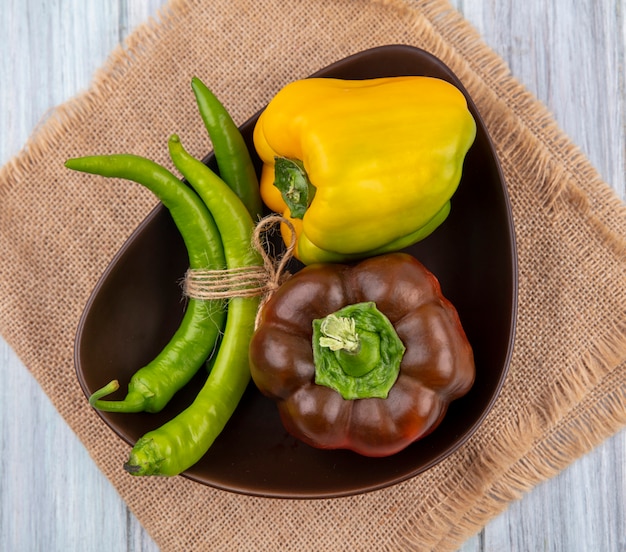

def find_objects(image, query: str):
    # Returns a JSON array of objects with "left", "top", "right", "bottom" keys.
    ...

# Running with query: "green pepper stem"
[
  {"left": 273, "top": 157, "right": 316, "bottom": 219},
  {"left": 88, "top": 380, "right": 149, "bottom": 413},
  {"left": 318, "top": 315, "right": 360, "bottom": 353},
  {"left": 319, "top": 315, "right": 382, "bottom": 378},
  {"left": 312, "top": 302, "right": 405, "bottom": 400}
]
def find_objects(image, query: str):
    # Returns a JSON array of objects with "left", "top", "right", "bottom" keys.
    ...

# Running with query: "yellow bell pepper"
[{"left": 253, "top": 76, "right": 476, "bottom": 265}]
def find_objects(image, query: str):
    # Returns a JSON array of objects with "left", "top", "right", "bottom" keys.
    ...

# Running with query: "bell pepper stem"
[
  {"left": 88, "top": 380, "right": 150, "bottom": 413},
  {"left": 318, "top": 315, "right": 359, "bottom": 353},
  {"left": 273, "top": 157, "right": 315, "bottom": 219},
  {"left": 312, "top": 302, "right": 405, "bottom": 400},
  {"left": 318, "top": 314, "right": 383, "bottom": 378}
]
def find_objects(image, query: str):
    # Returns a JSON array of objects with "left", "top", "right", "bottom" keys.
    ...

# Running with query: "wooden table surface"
[{"left": 1, "top": 1, "right": 624, "bottom": 550}]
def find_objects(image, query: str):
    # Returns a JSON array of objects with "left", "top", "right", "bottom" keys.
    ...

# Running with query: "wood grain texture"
[
  {"left": 0, "top": 1, "right": 624, "bottom": 551},
  {"left": 1, "top": 4, "right": 164, "bottom": 550}
]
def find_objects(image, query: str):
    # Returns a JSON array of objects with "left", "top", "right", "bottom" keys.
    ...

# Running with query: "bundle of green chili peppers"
[{"left": 65, "top": 77, "right": 264, "bottom": 477}]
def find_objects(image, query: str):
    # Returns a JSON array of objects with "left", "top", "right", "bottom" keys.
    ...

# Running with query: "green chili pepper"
[
  {"left": 65, "top": 154, "right": 227, "bottom": 413},
  {"left": 191, "top": 76, "right": 263, "bottom": 221},
  {"left": 123, "top": 135, "right": 262, "bottom": 476}
]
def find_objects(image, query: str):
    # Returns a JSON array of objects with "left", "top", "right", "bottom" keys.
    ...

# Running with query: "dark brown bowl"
[{"left": 75, "top": 45, "right": 517, "bottom": 498}]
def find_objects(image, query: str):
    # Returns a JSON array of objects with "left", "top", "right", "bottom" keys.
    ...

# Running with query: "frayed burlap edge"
[
  {"left": 0, "top": 3, "right": 179, "bottom": 198},
  {"left": 1, "top": 0, "right": 625, "bottom": 551},
  {"left": 392, "top": 336, "right": 626, "bottom": 550}
]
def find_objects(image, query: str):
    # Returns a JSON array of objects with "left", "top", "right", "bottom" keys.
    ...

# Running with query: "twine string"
[{"left": 183, "top": 214, "right": 297, "bottom": 308}]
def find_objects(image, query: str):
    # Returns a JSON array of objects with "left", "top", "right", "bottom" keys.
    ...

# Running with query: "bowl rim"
[{"left": 74, "top": 43, "right": 518, "bottom": 499}]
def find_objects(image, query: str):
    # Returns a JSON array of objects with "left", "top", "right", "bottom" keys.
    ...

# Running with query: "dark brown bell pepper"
[{"left": 249, "top": 252, "right": 475, "bottom": 457}]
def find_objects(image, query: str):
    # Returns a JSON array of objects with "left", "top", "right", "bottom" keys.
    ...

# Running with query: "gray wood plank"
[
  {"left": 0, "top": 342, "right": 153, "bottom": 550},
  {"left": 1, "top": 1, "right": 162, "bottom": 550},
  {"left": 483, "top": 436, "right": 626, "bottom": 551},
  {"left": 450, "top": 0, "right": 626, "bottom": 550},
  {"left": 453, "top": 0, "right": 625, "bottom": 200}
]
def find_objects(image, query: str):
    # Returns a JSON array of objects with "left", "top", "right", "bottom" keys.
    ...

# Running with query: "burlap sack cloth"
[{"left": 1, "top": 0, "right": 625, "bottom": 550}]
